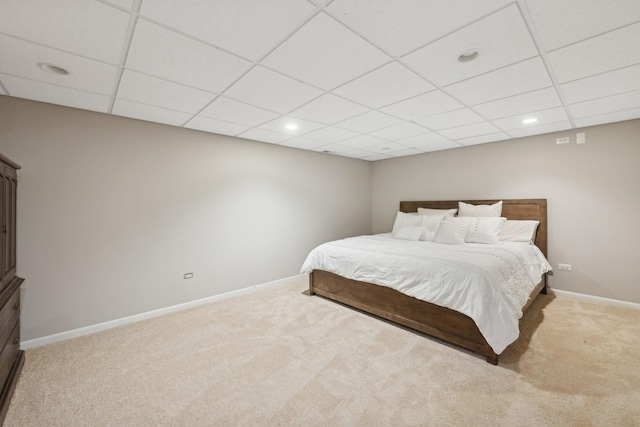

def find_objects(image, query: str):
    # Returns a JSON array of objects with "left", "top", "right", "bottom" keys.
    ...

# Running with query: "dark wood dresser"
[{"left": 0, "top": 154, "right": 24, "bottom": 425}]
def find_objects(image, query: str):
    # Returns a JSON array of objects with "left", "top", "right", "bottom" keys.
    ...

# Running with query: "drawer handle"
[
  {"left": 13, "top": 301, "right": 20, "bottom": 310},
  {"left": 13, "top": 336, "right": 19, "bottom": 345}
]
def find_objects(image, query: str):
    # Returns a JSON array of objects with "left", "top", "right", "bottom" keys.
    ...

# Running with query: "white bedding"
[{"left": 300, "top": 233, "right": 552, "bottom": 354}]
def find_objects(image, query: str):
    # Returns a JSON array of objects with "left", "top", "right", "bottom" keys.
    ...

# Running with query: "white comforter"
[{"left": 300, "top": 234, "right": 552, "bottom": 354}]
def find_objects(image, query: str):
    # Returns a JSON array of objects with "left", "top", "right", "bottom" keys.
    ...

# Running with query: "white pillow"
[
  {"left": 417, "top": 207, "right": 457, "bottom": 217},
  {"left": 500, "top": 220, "right": 539, "bottom": 243},
  {"left": 435, "top": 220, "right": 469, "bottom": 245},
  {"left": 458, "top": 201, "right": 503, "bottom": 217},
  {"left": 467, "top": 217, "right": 507, "bottom": 244},
  {"left": 393, "top": 225, "right": 425, "bottom": 241},
  {"left": 392, "top": 211, "right": 424, "bottom": 234},
  {"left": 418, "top": 215, "right": 445, "bottom": 242},
  {"left": 444, "top": 216, "right": 477, "bottom": 241}
]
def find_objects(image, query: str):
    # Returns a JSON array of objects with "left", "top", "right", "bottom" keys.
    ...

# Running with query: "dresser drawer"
[
  {"left": 0, "top": 322, "right": 19, "bottom": 388},
  {"left": 0, "top": 287, "right": 19, "bottom": 350}
]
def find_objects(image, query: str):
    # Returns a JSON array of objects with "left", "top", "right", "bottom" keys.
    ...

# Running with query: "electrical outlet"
[
  {"left": 184, "top": 273, "right": 194, "bottom": 279},
  {"left": 556, "top": 137, "right": 570, "bottom": 145},
  {"left": 558, "top": 263, "right": 572, "bottom": 271}
]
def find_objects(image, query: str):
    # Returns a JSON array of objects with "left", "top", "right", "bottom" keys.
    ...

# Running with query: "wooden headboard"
[{"left": 399, "top": 199, "right": 547, "bottom": 257}]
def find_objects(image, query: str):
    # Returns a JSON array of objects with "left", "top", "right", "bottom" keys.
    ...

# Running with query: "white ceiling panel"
[
  {"left": 549, "top": 23, "right": 640, "bottom": 83},
  {"left": 199, "top": 96, "right": 279, "bottom": 127},
  {"left": 381, "top": 91, "right": 464, "bottom": 121},
  {"left": 403, "top": 5, "right": 538, "bottom": 86},
  {"left": 289, "top": 94, "right": 369, "bottom": 124},
  {"left": 574, "top": 108, "right": 640, "bottom": 128},
  {"left": 361, "top": 153, "right": 392, "bottom": 161},
  {"left": 396, "top": 133, "right": 457, "bottom": 150},
  {"left": 223, "top": 66, "right": 323, "bottom": 114},
  {"left": 258, "top": 116, "right": 325, "bottom": 136},
  {"left": 0, "top": 0, "right": 130, "bottom": 64},
  {"left": 387, "top": 148, "right": 425, "bottom": 158},
  {"left": 126, "top": 20, "right": 252, "bottom": 93},
  {"left": 102, "top": 0, "right": 134, "bottom": 10},
  {"left": 280, "top": 137, "right": 328, "bottom": 150},
  {"left": 0, "top": 34, "right": 118, "bottom": 95},
  {"left": 184, "top": 116, "right": 250, "bottom": 137},
  {"left": 333, "top": 61, "right": 434, "bottom": 108},
  {"left": 238, "top": 128, "right": 291, "bottom": 144},
  {"left": 492, "top": 107, "right": 568, "bottom": 131},
  {"left": 446, "top": 57, "right": 552, "bottom": 105},
  {"left": 340, "top": 149, "right": 377, "bottom": 159},
  {"left": 302, "top": 126, "right": 360, "bottom": 143},
  {"left": 456, "top": 132, "right": 509, "bottom": 146},
  {"left": 369, "top": 122, "right": 430, "bottom": 141},
  {"left": 415, "top": 108, "right": 484, "bottom": 131},
  {"left": 310, "top": 143, "right": 354, "bottom": 154},
  {"left": 139, "top": 0, "right": 315, "bottom": 61},
  {"left": 560, "top": 64, "right": 640, "bottom": 105},
  {"left": 525, "top": 0, "right": 640, "bottom": 51},
  {"left": 327, "top": 0, "right": 512, "bottom": 56},
  {"left": 336, "top": 111, "right": 402, "bottom": 133},
  {"left": 368, "top": 142, "right": 412, "bottom": 154},
  {"left": 0, "top": 73, "right": 111, "bottom": 113},
  {"left": 507, "top": 121, "right": 572, "bottom": 138},
  {"left": 415, "top": 140, "right": 462, "bottom": 153},
  {"left": 472, "top": 87, "right": 561, "bottom": 120},
  {"left": 339, "top": 135, "right": 387, "bottom": 149},
  {"left": 117, "top": 70, "right": 214, "bottom": 113},
  {"left": 112, "top": 99, "right": 192, "bottom": 126},
  {"left": 439, "top": 121, "right": 500, "bottom": 140},
  {"left": 569, "top": 90, "right": 640, "bottom": 118},
  {"left": 261, "top": 13, "right": 389, "bottom": 90}
]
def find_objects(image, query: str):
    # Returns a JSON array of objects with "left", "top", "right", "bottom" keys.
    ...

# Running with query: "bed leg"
[
  {"left": 540, "top": 274, "right": 548, "bottom": 294},
  {"left": 308, "top": 272, "right": 316, "bottom": 296},
  {"left": 486, "top": 353, "right": 499, "bottom": 365}
]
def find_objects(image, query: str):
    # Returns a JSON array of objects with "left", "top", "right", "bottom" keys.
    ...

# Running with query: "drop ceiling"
[{"left": 1, "top": 0, "right": 640, "bottom": 161}]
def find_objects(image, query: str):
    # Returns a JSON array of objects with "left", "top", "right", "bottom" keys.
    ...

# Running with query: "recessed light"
[
  {"left": 457, "top": 49, "right": 480, "bottom": 63},
  {"left": 285, "top": 123, "right": 298, "bottom": 130},
  {"left": 522, "top": 117, "right": 538, "bottom": 124},
  {"left": 37, "top": 62, "right": 69, "bottom": 75}
]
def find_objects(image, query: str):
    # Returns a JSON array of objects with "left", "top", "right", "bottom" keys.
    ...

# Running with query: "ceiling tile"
[
  {"left": 117, "top": 70, "right": 215, "bottom": 113},
  {"left": 548, "top": 23, "right": 640, "bottom": 83},
  {"left": 279, "top": 138, "right": 328, "bottom": 150},
  {"left": 126, "top": 20, "right": 252, "bottom": 93},
  {"left": 492, "top": 107, "right": 569, "bottom": 131},
  {"left": 0, "top": 34, "right": 117, "bottom": 95},
  {"left": 184, "top": 116, "right": 250, "bottom": 136},
  {"left": 368, "top": 142, "right": 411, "bottom": 153},
  {"left": 446, "top": 57, "right": 552, "bottom": 105},
  {"left": 223, "top": 66, "right": 322, "bottom": 114},
  {"left": 336, "top": 111, "right": 402, "bottom": 133},
  {"left": 507, "top": 121, "right": 572, "bottom": 138},
  {"left": 333, "top": 61, "right": 434, "bottom": 108},
  {"left": 569, "top": 90, "right": 640, "bottom": 118},
  {"left": 340, "top": 149, "right": 377, "bottom": 159},
  {"left": 560, "top": 64, "right": 640, "bottom": 104},
  {"left": 525, "top": 0, "right": 640, "bottom": 51},
  {"left": 414, "top": 140, "right": 462, "bottom": 152},
  {"left": 112, "top": 99, "right": 192, "bottom": 126},
  {"left": 387, "top": 148, "right": 425, "bottom": 158},
  {"left": 102, "top": 0, "right": 134, "bottom": 10},
  {"left": 310, "top": 143, "right": 354, "bottom": 154},
  {"left": 339, "top": 135, "right": 387, "bottom": 149},
  {"left": 380, "top": 90, "right": 464, "bottom": 120},
  {"left": 403, "top": 5, "right": 537, "bottom": 86},
  {"left": 261, "top": 13, "right": 389, "bottom": 90},
  {"left": 415, "top": 108, "right": 484, "bottom": 130},
  {"left": 199, "top": 96, "right": 279, "bottom": 127},
  {"left": 369, "top": 122, "right": 430, "bottom": 141},
  {"left": 439, "top": 121, "right": 501, "bottom": 140},
  {"left": 139, "top": 0, "right": 314, "bottom": 60},
  {"left": 396, "top": 133, "right": 457, "bottom": 150},
  {"left": 574, "top": 108, "right": 640, "bottom": 128},
  {"left": 361, "top": 153, "right": 392, "bottom": 161},
  {"left": 456, "top": 132, "right": 510, "bottom": 146},
  {"left": 238, "top": 128, "right": 292, "bottom": 144},
  {"left": 0, "top": 0, "right": 130, "bottom": 63},
  {"left": 258, "top": 116, "right": 325, "bottom": 135},
  {"left": 0, "top": 74, "right": 110, "bottom": 113},
  {"left": 289, "top": 94, "right": 369, "bottom": 124},
  {"left": 302, "top": 126, "right": 360, "bottom": 143},
  {"left": 327, "top": 0, "right": 512, "bottom": 56},
  {"left": 472, "top": 87, "right": 561, "bottom": 120}
]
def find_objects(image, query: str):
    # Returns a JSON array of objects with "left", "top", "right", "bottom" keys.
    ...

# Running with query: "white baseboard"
[
  {"left": 549, "top": 288, "right": 640, "bottom": 311},
  {"left": 21, "top": 274, "right": 306, "bottom": 350}
]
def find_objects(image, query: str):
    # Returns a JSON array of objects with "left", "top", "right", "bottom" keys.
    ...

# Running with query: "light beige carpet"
[{"left": 6, "top": 276, "right": 640, "bottom": 426}]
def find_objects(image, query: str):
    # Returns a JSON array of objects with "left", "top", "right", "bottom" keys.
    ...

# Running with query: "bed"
[{"left": 303, "top": 199, "right": 550, "bottom": 365}]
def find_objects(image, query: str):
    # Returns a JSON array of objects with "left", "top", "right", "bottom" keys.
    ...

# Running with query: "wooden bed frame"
[{"left": 308, "top": 199, "right": 548, "bottom": 365}]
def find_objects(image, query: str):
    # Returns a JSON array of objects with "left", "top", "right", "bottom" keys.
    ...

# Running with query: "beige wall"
[
  {"left": 0, "top": 97, "right": 372, "bottom": 340},
  {"left": 372, "top": 119, "right": 640, "bottom": 304}
]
